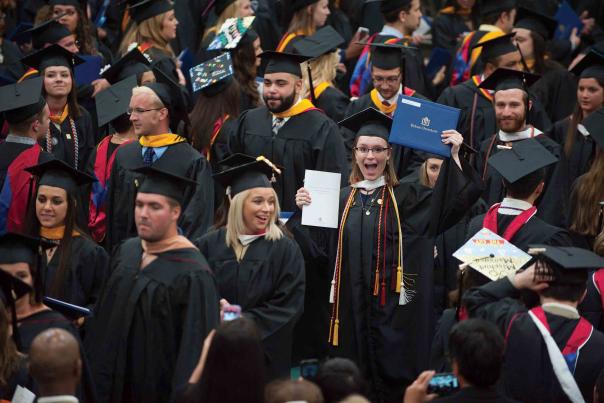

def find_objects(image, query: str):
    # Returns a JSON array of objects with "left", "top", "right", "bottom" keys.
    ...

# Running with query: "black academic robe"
[
  {"left": 432, "top": 386, "right": 518, "bottom": 403},
  {"left": 466, "top": 211, "right": 573, "bottom": 251},
  {"left": 476, "top": 133, "right": 569, "bottom": 228},
  {"left": 231, "top": 106, "right": 348, "bottom": 212},
  {"left": 530, "top": 63, "right": 577, "bottom": 124},
  {"left": 437, "top": 79, "right": 553, "bottom": 151},
  {"left": 432, "top": 12, "right": 472, "bottom": 51},
  {"left": 579, "top": 269, "right": 604, "bottom": 331},
  {"left": 41, "top": 236, "right": 109, "bottom": 310},
  {"left": 464, "top": 278, "right": 604, "bottom": 403},
  {"left": 551, "top": 116, "right": 595, "bottom": 189},
  {"left": 314, "top": 85, "right": 350, "bottom": 123},
  {"left": 106, "top": 141, "right": 214, "bottom": 252},
  {"left": 195, "top": 228, "right": 305, "bottom": 379},
  {"left": 85, "top": 238, "right": 220, "bottom": 403},
  {"left": 330, "top": 158, "right": 482, "bottom": 402},
  {"left": 430, "top": 307, "right": 457, "bottom": 373}
]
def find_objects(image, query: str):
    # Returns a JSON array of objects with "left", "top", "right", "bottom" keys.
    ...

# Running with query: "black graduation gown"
[
  {"left": 476, "top": 133, "right": 569, "bottom": 228},
  {"left": 429, "top": 307, "right": 457, "bottom": 373},
  {"left": 437, "top": 79, "right": 553, "bottom": 151},
  {"left": 0, "top": 356, "right": 30, "bottom": 402},
  {"left": 466, "top": 211, "right": 573, "bottom": 251},
  {"left": 343, "top": 91, "right": 428, "bottom": 177},
  {"left": 551, "top": 117, "right": 595, "bottom": 188},
  {"left": 432, "top": 12, "right": 472, "bottom": 51},
  {"left": 106, "top": 141, "right": 214, "bottom": 251},
  {"left": 195, "top": 228, "right": 305, "bottom": 379},
  {"left": 579, "top": 270, "right": 604, "bottom": 331},
  {"left": 530, "top": 63, "right": 577, "bottom": 124},
  {"left": 85, "top": 238, "right": 220, "bottom": 403},
  {"left": 464, "top": 278, "right": 604, "bottom": 403},
  {"left": 314, "top": 85, "right": 350, "bottom": 123},
  {"left": 330, "top": 158, "right": 482, "bottom": 402},
  {"left": 42, "top": 236, "right": 109, "bottom": 310},
  {"left": 231, "top": 106, "right": 348, "bottom": 212}
]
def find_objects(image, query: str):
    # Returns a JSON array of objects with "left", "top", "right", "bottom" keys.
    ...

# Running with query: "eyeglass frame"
[
  {"left": 126, "top": 107, "right": 165, "bottom": 116},
  {"left": 353, "top": 146, "right": 391, "bottom": 155}
]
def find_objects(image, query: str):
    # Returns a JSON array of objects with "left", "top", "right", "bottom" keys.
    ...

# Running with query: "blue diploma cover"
[
  {"left": 389, "top": 95, "right": 461, "bottom": 158},
  {"left": 75, "top": 55, "right": 102, "bottom": 86},
  {"left": 554, "top": 1, "right": 583, "bottom": 40}
]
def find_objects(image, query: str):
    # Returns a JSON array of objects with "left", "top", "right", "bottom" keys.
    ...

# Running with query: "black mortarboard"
[
  {"left": 238, "top": 28, "right": 259, "bottom": 48},
  {"left": 132, "top": 166, "right": 197, "bottom": 206},
  {"left": 580, "top": 106, "right": 604, "bottom": 151},
  {"left": 293, "top": 26, "right": 345, "bottom": 59},
  {"left": 214, "top": 154, "right": 282, "bottom": 197},
  {"left": 146, "top": 66, "right": 190, "bottom": 129},
  {"left": 0, "top": 77, "right": 46, "bottom": 124},
  {"left": 367, "top": 41, "right": 412, "bottom": 70},
  {"left": 292, "top": 0, "right": 319, "bottom": 12},
  {"left": 9, "top": 22, "right": 34, "bottom": 45},
  {"left": 190, "top": 53, "right": 234, "bottom": 96},
  {"left": 480, "top": 0, "right": 516, "bottom": 16},
  {"left": 21, "top": 44, "right": 84, "bottom": 72},
  {"left": 48, "top": 0, "right": 87, "bottom": 9},
  {"left": 0, "top": 233, "right": 53, "bottom": 266},
  {"left": 26, "top": 158, "right": 95, "bottom": 194},
  {"left": 43, "top": 297, "right": 92, "bottom": 320},
  {"left": 260, "top": 51, "right": 311, "bottom": 78},
  {"left": 380, "top": 0, "right": 412, "bottom": 14},
  {"left": 478, "top": 67, "right": 540, "bottom": 92},
  {"left": 25, "top": 18, "right": 71, "bottom": 49},
  {"left": 214, "top": 0, "right": 236, "bottom": 16},
  {"left": 96, "top": 75, "right": 138, "bottom": 127},
  {"left": 487, "top": 138, "right": 558, "bottom": 184},
  {"left": 570, "top": 49, "right": 604, "bottom": 83},
  {"left": 514, "top": 7, "right": 557, "bottom": 40},
  {"left": 339, "top": 107, "right": 392, "bottom": 141},
  {"left": 472, "top": 33, "right": 517, "bottom": 61},
  {"left": 528, "top": 245, "right": 604, "bottom": 285},
  {"left": 101, "top": 48, "right": 151, "bottom": 85},
  {"left": 128, "top": 0, "right": 173, "bottom": 24}
]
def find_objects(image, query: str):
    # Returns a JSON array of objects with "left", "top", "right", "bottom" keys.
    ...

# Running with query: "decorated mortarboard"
[
  {"left": 207, "top": 16, "right": 255, "bottom": 51},
  {"left": 580, "top": 106, "right": 604, "bottom": 151},
  {"left": 26, "top": 158, "right": 95, "bottom": 194},
  {"left": 0, "top": 233, "right": 54, "bottom": 266},
  {"left": 479, "top": 0, "right": 517, "bottom": 16},
  {"left": 365, "top": 40, "right": 415, "bottom": 70},
  {"left": 339, "top": 107, "right": 392, "bottom": 141},
  {"left": 189, "top": 53, "right": 234, "bottom": 96},
  {"left": 214, "top": 154, "right": 282, "bottom": 197},
  {"left": 293, "top": 26, "right": 345, "bottom": 59},
  {"left": 477, "top": 67, "right": 540, "bottom": 92},
  {"left": 292, "top": 0, "right": 319, "bottom": 12},
  {"left": 472, "top": 32, "right": 517, "bottom": 61},
  {"left": 528, "top": 245, "right": 604, "bottom": 285},
  {"left": 260, "top": 51, "right": 311, "bottom": 78},
  {"left": 570, "top": 49, "right": 604, "bottom": 83},
  {"left": 453, "top": 228, "right": 532, "bottom": 280},
  {"left": 8, "top": 22, "right": 34, "bottom": 45},
  {"left": 0, "top": 77, "right": 46, "bottom": 124},
  {"left": 487, "top": 138, "right": 558, "bottom": 184},
  {"left": 146, "top": 66, "right": 191, "bottom": 128},
  {"left": 514, "top": 7, "right": 557, "bottom": 40},
  {"left": 96, "top": 75, "right": 138, "bottom": 127},
  {"left": 24, "top": 18, "right": 71, "bottom": 49},
  {"left": 380, "top": 0, "right": 412, "bottom": 14},
  {"left": 128, "top": 0, "right": 173, "bottom": 24},
  {"left": 21, "top": 44, "right": 85, "bottom": 72},
  {"left": 48, "top": 0, "right": 87, "bottom": 9},
  {"left": 131, "top": 166, "right": 197, "bottom": 206},
  {"left": 101, "top": 47, "right": 151, "bottom": 84}
]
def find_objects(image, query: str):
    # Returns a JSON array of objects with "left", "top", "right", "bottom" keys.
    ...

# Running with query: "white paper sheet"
[
  {"left": 11, "top": 385, "right": 35, "bottom": 403},
  {"left": 302, "top": 170, "right": 341, "bottom": 229}
]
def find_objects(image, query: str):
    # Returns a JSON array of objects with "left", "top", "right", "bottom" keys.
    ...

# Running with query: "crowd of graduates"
[{"left": 1, "top": 0, "right": 604, "bottom": 402}]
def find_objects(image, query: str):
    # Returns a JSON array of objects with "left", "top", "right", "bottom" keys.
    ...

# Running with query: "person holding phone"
[{"left": 195, "top": 155, "right": 305, "bottom": 380}]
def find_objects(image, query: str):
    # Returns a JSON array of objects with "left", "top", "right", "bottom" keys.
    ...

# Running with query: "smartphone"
[
  {"left": 300, "top": 359, "right": 320, "bottom": 380},
  {"left": 427, "top": 373, "right": 460, "bottom": 396},
  {"left": 357, "top": 26, "right": 370, "bottom": 40},
  {"left": 222, "top": 305, "right": 242, "bottom": 322}
]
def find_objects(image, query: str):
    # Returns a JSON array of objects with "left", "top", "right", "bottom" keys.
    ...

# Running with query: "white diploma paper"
[
  {"left": 302, "top": 170, "right": 341, "bottom": 229},
  {"left": 12, "top": 386, "right": 36, "bottom": 403}
]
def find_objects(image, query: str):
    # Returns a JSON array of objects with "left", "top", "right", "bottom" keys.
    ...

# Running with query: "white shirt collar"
[
  {"left": 238, "top": 234, "right": 265, "bottom": 246},
  {"left": 376, "top": 86, "right": 402, "bottom": 105},
  {"left": 542, "top": 302, "right": 580, "bottom": 320},
  {"left": 478, "top": 24, "right": 501, "bottom": 32},
  {"left": 351, "top": 176, "right": 386, "bottom": 191},
  {"left": 498, "top": 126, "right": 543, "bottom": 142},
  {"left": 498, "top": 197, "right": 533, "bottom": 216},
  {"left": 38, "top": 396, "right": 79, "bottom": 403},
  {"left": 577, "top": 124, "right": 590, "bottom": 137},
  {"left": 380, "top": 25, "right": 404, "bottom": 38},
  {"left": 5, "top": 134, "right": 37, "bottom": 145}
]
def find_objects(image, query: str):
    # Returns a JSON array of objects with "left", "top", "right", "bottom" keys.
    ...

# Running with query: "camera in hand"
[{"left": 427, "top": 373, "right": 460, "bottom": 396}]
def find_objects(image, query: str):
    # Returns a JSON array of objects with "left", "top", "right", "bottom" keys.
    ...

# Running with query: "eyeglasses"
[
  {"left": 372, "top": 75, "right": 401, "bottom": 85},
  {"left": 127, "top": 107, "right": 164, "bottom": 116},
  {"left": 354, "top": 146, "right": 390, "bottom": 155}
]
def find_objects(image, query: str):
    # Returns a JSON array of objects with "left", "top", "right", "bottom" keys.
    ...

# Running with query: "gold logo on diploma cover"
[{"left": 421, "top": 116, "right": 430, "bottom": 127}]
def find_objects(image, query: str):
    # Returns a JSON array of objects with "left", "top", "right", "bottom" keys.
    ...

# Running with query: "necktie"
[
  {"left": 382, "top": 100, "right": 391, "bottom": 107},
  {"left": 143, "top": 147, "right": 155, "bottom": 166},
  {"left": 272, "top": 117, "right": 285, "bottom": 134}
]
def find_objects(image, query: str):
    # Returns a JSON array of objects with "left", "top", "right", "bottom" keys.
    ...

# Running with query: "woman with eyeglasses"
[{"left": 294, "top": 108, "right": 481, "bottom": 402}]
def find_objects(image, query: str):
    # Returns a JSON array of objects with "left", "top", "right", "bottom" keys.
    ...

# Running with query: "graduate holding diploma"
[{"left": 295, "top": 107, "right": 482, "bottom": 402}]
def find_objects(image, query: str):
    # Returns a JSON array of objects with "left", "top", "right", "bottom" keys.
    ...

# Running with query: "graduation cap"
[
  {"left": 260, "top": 51, "right": 311, "bottom": 78},
  {"left": 293, "top": 26, "right": 345, "bottom": 59},
  {"left": 0, "top": 77, "right": 47, "bottom": 125},
  {"left": 339, "top": 107, "right": 393, "bottom": 141},
  {"left": 480, "top": 0, "right": 517, "bottom": 16},
  {"left": 189, "top": 53, "right": 234, "bottom": 96},
  {"left": 580, "top": 106, "right": 604, "bottom": 151},
  {"left": 145, "top": 66, "right": 190, "bottom": 129},
  {"left": 214, "top": 154, "right": 282, "bottom": 197},
  {"left": 571, "top": 49, "right": 604, "bottom": 83},
  {"left": 214, "top": 0, "right": 236, "bottom": 16},
  {"left": 380, "top": 0, "right": 412, "bottom": 14},
  {"left": 472, "top": 33, "right": 517, "bottom": 62},
  {"left": 128, "top": 0, "right": 173, "bottom": 24},
  {"left": 366, "top": 41, "right": 413, "bottom": 70},
  {"left": 206, "top": 17, "right": 256, "bottom": 51},
  {"left": 528, "top": 245, "right": 604, "bottom": 285},
  {"left": 26, "top": 158, "right": 95, "bottom": 194},
  {"left": 21, "top": 44, "right": 85, "bottom": 72},
  {"left": 24, "top": 18, "right": 71, "bottom": 50},
  {"left": 48, "top": 0, "right": 87, "bottom": 9},
  {"left": 101, "top": 48, "right": 151, "bottom": 85},
  {"left": 478, "top": 67, "right": 540, "bottom": 93},
  {"left": 96, "top": 75, "right": 138, "bottom": 127},
  {"left": 487, "top": 138, "right": 558, "bottom": 184},
  {"left": 131, "top": 166, "right": 197, "bottom": 206},
  {"left": 292, "top": 0, "right": 319, "bottom": 12},
  {"left": 8, "top": 22, "right": 34, "bottom": 45},
  {"left": 514, "top": 7, "right": 557, "bottom": 41}
]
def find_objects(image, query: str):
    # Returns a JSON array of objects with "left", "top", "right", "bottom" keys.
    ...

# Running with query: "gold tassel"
[
  {"left": 332, "top": 319, "right": 339, "bottom": 346},
  {"left": 395, "top": 266, "right": 402, "bottom": 293},
  {"left": 373, "top": 270, "right": 379, "bottom": 296}
]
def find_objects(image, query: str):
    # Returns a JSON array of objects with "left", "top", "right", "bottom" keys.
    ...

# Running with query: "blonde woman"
[{"left": 194, "top": 155, "right": 304, "bottom": 380}]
